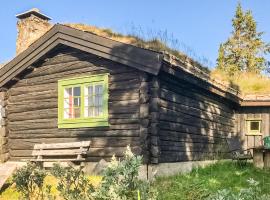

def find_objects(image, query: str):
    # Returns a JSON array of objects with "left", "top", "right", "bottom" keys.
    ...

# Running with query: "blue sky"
[{"left": 1, "top": 0, "right": 270, "bottom": 68}]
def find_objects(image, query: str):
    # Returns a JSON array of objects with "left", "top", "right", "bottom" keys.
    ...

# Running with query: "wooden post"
[
  {"left": 0, "top": 92, "right": 9, "bottom": 162},
  {"left": 253, "top": 148, "right": 264, "bottom": 169},
  {"left": 264, "top": 150, "right": 270, "bottom": 169}
]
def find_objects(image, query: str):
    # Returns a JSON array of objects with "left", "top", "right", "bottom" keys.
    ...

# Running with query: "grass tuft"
[{"left": 211, "top": 69, "right": 270, "bottom": 95}]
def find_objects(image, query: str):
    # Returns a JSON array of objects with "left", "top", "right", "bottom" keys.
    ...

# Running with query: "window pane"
[
  {"left": 74, "top": 108, "right": 80, "bottom": 118},
  {"left": 98, "top": 106, "right": 103, "bottom": 115},
  {"left": 94, "top": 96, "right": 99, "bottom": 106},
  {"left": 95, "top": 85, "right": 103, "bottom": 95},
  {"left": 84, "top": 84, "right": 103, "bottom": 117},
  {"left": 73, "top": 87, "right": 81, "bottom": 96},
  {"left": 250, "top": 121, "right": 260, "bottom": 131},
  {"left": 64, "top": 98, "right": 70, "bottom": 109},
  {"left": 85, "top": 107, "right": 94, "bottom": 117},
  {"left": 85, "top": 85, "right": 93, "bottom": 96},
  {"left": 64, "top": 109, "right": 70, "bottom": 119},
  {"left": 64, "top": 88, "right": 72, "bottom": 98},
  {"left": 74, "top": 97, "right": 81, "bottom": 106}
]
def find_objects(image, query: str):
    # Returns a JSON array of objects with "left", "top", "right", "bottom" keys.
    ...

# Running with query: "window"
[
  {"left": 246, "top": 120, "right": 261, "bottom": 135},
  {"left": 58, "top": 74, "right": 109, "bottom": 128}
]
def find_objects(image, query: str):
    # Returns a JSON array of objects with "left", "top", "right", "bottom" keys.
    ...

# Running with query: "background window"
[{"left": 247, "top": 120, "right": 261, "bottom": 135}]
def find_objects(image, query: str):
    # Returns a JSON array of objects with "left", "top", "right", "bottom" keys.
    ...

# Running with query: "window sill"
[
  {"left": 58, "top": 121, "right": 109, "bottom": 128},
  {"left": 245, "top": 133, "right": 263, "bottom": 136}
]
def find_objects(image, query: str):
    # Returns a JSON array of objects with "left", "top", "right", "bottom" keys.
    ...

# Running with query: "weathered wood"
[
  {"left": 9, "top": 137, "right": 140, "bottom": 150},
  {"left": 6, "top": 47, "right": 144, "bottom": 161},
  {"left": 159, "top": 72, "right": 235, "bottom": 113},
  {"left": 159, "top": 100, "right": 234, "bottom": 127},
  {"left": 32, "top": 149, "right": 87, "bottom": 156},
  {"left": 253, "top": 148, "right": 264, "bottom": 168},
  {"left": 34, "top": 141, "right": 91, "bottom": 149}
]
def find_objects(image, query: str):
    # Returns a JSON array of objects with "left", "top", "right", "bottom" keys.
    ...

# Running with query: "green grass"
[
  {"left": 211, "top": 70, "right": 270, "bottom": 95},
  {"left": 153, "top": 161, "right": 270, "bottom": 200}
]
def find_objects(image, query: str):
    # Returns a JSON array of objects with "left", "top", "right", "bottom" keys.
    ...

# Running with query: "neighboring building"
[{"left": 0, "top": 9, "right": 268, "bottom": 177}]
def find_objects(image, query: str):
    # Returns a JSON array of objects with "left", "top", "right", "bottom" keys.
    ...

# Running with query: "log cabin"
[{"left": 0, "top": 8, "right": 269, "bottom": 177}]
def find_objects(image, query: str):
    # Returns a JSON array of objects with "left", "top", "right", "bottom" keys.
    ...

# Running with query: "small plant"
[
  {"left": 12, "top": 162, "right": 47, "bottom": 200},
  {"left": 207, "top": 178, "right": 270, "bottom": 200},
  {"left": 50, "top": 163, "right": 95, "bottom": 200},
  {"left": 95, "top": 145, "right": 157, "bottom": 200}
]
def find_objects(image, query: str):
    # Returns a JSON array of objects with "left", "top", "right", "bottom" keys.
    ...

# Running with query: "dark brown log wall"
[
  {"left": 6, "top": 47, "right": 147, "bottom": 161},
  {"left": 156, "top": 71, "right": 236, "bottom": 163}
]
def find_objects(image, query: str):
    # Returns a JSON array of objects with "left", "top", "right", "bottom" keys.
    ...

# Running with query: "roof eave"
[{"left": 0, "top": 24, "right": 163, "bottom": 88}]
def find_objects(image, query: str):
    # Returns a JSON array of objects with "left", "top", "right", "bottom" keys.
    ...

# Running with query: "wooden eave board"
[
  {"left": 241, "top": 101, "right": 270, "bottom": 107},
  {"left": 0, "top": 24, "right": 162, "bottom": 88}
]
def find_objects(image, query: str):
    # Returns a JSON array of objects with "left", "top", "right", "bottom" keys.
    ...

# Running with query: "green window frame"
[
  {"left": 58, "top": 73, "right": 109, "bottom": 128},
  {"left": 246, "top": 119, "right": 262, "bottom": 135}
]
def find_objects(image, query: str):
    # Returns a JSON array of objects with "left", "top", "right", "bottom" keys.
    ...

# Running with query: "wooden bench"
[{"left": 30, "top": 141, "right": 91, "bottom": 166}]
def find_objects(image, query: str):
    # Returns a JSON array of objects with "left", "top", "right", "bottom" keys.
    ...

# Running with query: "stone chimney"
[{"left": 16, "top": 8, "right": 52, "bottom": 55}]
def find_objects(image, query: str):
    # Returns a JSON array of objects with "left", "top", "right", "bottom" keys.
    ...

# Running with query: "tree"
[{"left": 217, "top": 3, "right": 270, "bottom": 76}]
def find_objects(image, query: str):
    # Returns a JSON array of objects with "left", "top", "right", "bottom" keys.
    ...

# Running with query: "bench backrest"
[
  {"left": 32, "top": 141, "right": 91, "bottom": 158},
  {"left": 226, "top": 137, "right": 243, "bottom": 153}
]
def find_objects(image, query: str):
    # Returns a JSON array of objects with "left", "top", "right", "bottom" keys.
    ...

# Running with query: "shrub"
[
  {"left": 12, "top": 162, "right": 47, "bottom": 200},
  {"left": 50, "top": 163, "right": 95, "bottom": 200},
  {"left": 12, "top": 146, "right": 156, "bottom": 200},
  {"left": 94, "top": 145, "right": 157, "bottom": 200}
]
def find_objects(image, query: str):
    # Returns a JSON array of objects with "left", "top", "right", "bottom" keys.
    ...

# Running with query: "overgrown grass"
[
  {"left": 153, "top": 161, "right": 270, "bottom": 200},
  {"left": 211, "top": 69, "right": 270, "bottom": 95},
  {"left": 66, "top": 23, "right": 210, "bottom": 73}
]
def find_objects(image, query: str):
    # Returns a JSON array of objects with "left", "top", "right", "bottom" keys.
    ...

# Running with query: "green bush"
[
  {"left": 12, "top": 162, "right": 47, "bottom": 200},
  {"left": 95, "top": 145, "right": 157, "bottom": 200},
  {"left": 50, "top": 164, "right": 95, "bottom": 200},
  {"left": 12, "top": 146, "right": 156, "bottom": 200}
]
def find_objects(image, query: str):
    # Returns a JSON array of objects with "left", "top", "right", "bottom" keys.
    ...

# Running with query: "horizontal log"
[
  {"left": 159, "top": 151, "right": 228, "bottom": 162},
  {"left": 160, "top": 88, "right": 235, "bottom": 120},
  {"left": 159, "top": 100, "right": 234, "bottom": 127},
  {"left": 10, "top": 137, "right": 140, "bottom": 150},
  {"left": 26, "top": 53, "right": 137, "bottom": 79},
  {"left": 16, "top": 67, "right": 140, "bottom": 87},
  {"left": 159, "top": 73, "right": 234, "bottom": 113},
  {"left": 8, "top": 108, "right": 139, "bottom": 121},
  {"left": 9, "top": 129, "right": 140, "bottom": 139},
  {"left": 159, "top": 112, "right": 234, "bottom": 133},
  {"left": 10, "top": 146, "right": 142, "bottom": 158},
  {"left": 159, "top": 121, "right": 231, "bottom": 138}
]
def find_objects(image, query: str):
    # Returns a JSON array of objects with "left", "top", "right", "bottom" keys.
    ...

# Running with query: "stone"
[{"left": 16, "top": 10, "right": 52, "bottom": 55}]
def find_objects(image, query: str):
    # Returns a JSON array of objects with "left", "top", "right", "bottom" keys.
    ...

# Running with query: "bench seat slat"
[
  {"left": 32, "top": 149, "right": 87, "bottom": 156},
  {"left": 34, "top": 141, "right": 91, "bottom": 150},
  {"left": 29, "top": 158, "right": 86, "bottom": 162}
]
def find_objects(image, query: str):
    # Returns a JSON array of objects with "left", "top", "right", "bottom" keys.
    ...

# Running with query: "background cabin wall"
[
  {"left": 6, "top": 46, "right": 147, "bottom": 162},
  {"left": 236, "top": 107, "right": 270, "bottom": 150},
  {"left": 156, "top": 71, "right": 236, "bottom": 163},
  {"left": 0, "top": 92, "right": 9, "bottom": 162}
]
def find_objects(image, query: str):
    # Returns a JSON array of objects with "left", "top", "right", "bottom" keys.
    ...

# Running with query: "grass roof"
[
  {"left": 211, "top": 70, "right": 270, "bottom": 96},
  {"left": 66, "top": 23, "right": 210, "bottom": 73},
  {"left": 67, "top": 23, "right": 270, "bottom": 96}
]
